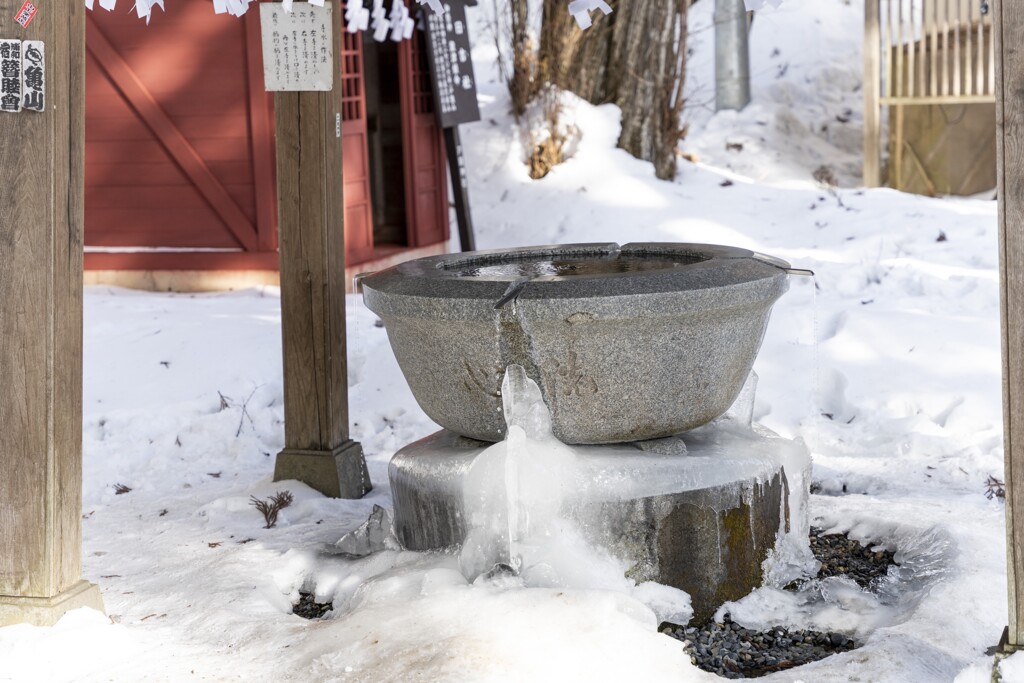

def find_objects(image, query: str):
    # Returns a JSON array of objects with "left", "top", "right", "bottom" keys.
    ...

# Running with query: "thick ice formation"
[
  {"left": 458, "top": 365, "right": 584, "bottom": 578},
  {"left": 458, "top": 365, "right": 693, "bottom": 624}
]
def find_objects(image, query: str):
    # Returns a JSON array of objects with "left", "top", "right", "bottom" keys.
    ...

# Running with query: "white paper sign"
[
  {"left": 21, "top": 41, "right": 44, "bottom": 113},
  {"left": 260, "top": 1, "right": 334, "bottom": 92},
  {"left": 0, "top": 40, "right": 21, "bottom": 113}
]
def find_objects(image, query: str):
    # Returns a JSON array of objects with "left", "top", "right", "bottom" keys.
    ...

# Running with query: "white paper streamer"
[
  {"left": 370, "top": 0, "right": 390, "bottom": 41},
  {"left": 389, "top": 0, "right": 408, "bottom": 41},
  {"left": 83, "top": 0, "right": 462, "bottom": 25},
  {"left": 415, "top": 0, "right": 443, "bottom": 14},
  {"left": 346, "top": 0, "right": 370, "bottom": 32},
  {"left": 567, "top": 0, "right": 611, "bottom": 29}
]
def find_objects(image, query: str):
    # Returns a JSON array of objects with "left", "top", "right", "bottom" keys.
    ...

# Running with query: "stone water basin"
[{"left": 361, "top": 242, "right": 792, "bottom": 444}]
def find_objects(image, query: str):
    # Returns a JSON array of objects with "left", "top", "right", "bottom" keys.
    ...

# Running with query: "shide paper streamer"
[
  {"left": 84, "top": 0, "right": 782, "bottom": 26},
  {"left": 82, "top": 0, "right": 436, "bottom": 21},
  {"left": 83, "top": 0, "right": 619, "bottom": 29},
  {"left": 567, "top": 0, "right": 612, "bottom": 29}
]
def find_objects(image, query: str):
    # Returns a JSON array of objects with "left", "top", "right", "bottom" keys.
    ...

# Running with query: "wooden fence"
[{"left": 864, "top": 0, "right": 996, "bottom": 186}]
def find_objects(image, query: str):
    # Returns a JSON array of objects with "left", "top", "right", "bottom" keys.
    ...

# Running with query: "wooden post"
[
  {"left": 864, "top": 0, "right": 883, "bottom": 187},
  {"left": 892, "top": 103, "right": 905, "bottom": 190},
  {"left": 271, "top": 1, "right": 370, "bottom": 499},
  {"left": 997, "top": 0, "right": 1024, "bottom": 652},
  {"left": 0, "top": 2, "right": 104, "bottom": 625},
  {"left": 443, "top": 127, "right": 476, "bottom": 252}
]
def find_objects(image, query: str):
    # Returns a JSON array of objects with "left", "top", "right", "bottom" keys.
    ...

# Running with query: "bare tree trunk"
[
  {"left": 538, "top": 0, "right": 688, "bottom": 180},
  {"left": 539, "top": 0, "right": 615, "bottom": 104},
  {"left": 509, "top": 0, "right": 533, "bottom": 118},
  {"left": 494, "top": 0, "right": 535, "bottom": 119},
  {"left": 612, "top": 0, "right": 688, "bottom": 180}
]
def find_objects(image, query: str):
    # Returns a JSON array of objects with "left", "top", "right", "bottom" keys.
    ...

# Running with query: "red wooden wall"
[{"left": 83, "top": 7, "right": 448, "bottom": 272}]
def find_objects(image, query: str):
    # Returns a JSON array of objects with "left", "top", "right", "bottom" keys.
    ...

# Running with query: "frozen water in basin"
[{"left": 448, "top": 254, "right": 704, "bottom": 280}]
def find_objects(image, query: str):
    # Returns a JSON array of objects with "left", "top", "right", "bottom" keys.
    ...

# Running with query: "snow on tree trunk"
[{"left": 540, "top": 0, "right": 688, "bottom": 181}]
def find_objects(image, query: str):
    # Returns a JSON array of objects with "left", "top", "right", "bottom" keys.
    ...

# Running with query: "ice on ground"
[{"left": 331, "top": 504, "right": 400, "bottom": 558}]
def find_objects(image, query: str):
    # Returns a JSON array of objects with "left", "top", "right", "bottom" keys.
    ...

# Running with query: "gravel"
[
  {"left": 662, "top": 528, "right": 899, "bottom": 678},
  {"left": 293, "top": 591, "right": 332, "bottom": 620},
  {"left": 807, "top": 527, "right": 896, "bottom": 588},
  {"left": 661, "top": 617, "right": 855, "bottom": 679}
]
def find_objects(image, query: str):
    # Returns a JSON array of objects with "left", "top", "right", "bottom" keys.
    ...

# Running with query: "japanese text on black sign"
[{"left": 421, "top": 1, "right": 480, "bottom": 128}]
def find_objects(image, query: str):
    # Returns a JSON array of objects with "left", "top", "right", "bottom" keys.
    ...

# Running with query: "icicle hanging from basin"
[{"left": 458, "top": 365, "right": 578, "bottom": 580}]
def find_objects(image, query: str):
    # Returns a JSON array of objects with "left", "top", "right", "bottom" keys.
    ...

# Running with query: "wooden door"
[
  {"left": 340, "top": 31, "right": 375, "bottom": 266},
  {"left": 399, "top": 31, "right": 449, "bottom": 248}
]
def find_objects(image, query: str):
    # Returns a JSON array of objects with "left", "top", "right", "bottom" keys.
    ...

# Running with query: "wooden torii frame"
[{"left": 0, "top": 0, "right": 366, "bottom": 626}]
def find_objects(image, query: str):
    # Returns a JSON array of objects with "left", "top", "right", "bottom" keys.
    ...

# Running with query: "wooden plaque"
[{"left": 260, "top": 2, "right": 334, "bottom": 92}]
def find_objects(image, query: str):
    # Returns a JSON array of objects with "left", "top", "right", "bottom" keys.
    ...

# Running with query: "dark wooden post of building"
[
  {"left": 271, "top": 1, "right": 370, "bottom": 499},
  {"left": 0, "top": 3, "right": 104, "bottom": 625},
  {"left": 998, "top": 0, "right": 1024, "bottom": 653}
]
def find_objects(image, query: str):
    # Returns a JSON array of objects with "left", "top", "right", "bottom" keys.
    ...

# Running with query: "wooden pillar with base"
[
  {"left": 0, "top": 2, "right": 104, "bottom": 625},
  {"left": 997, "top": 0, "right": 1024, "bottom": 656},
  {"left": 271, "top": 1, "right": 370, "bottom": 499}
]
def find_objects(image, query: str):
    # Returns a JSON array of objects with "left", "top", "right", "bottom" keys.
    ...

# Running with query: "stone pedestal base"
[
  {"left": 0, "top": 581, "right": 105, "bottom": 627},
  {"left": 275, "top": 440, "right": 371, "bottom": 499},
  {"left": 390, "top": 423, "right": 807, "bottom": 622}
]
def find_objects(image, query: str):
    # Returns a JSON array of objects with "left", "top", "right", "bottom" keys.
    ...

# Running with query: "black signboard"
[
  {"left": 420, "top": 1, "right": 480, "bottom": 252},
  {"left": 421, "top": 1, "right": 480, "bottom": 129}
]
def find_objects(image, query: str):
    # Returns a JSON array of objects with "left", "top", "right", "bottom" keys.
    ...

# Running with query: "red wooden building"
[{"left": 84, "top": 5, "right": 450, "bottom": 284}]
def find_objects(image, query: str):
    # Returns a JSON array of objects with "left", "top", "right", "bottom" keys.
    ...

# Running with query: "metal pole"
[{"left": 715, "top": 0, "right": 752, "bottom": 111}]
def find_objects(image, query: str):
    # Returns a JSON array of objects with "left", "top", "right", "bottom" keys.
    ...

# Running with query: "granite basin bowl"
[{"left": 361, "top": 242, "right": 792, "bottom": 444}]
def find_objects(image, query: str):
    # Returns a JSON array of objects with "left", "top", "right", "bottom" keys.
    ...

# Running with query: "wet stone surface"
[
  {"left": 662, "top": 528, "right": 899, "bottom": 678},
  {"left": 292, "top": 592, "right": 332, "bottom": 620}
]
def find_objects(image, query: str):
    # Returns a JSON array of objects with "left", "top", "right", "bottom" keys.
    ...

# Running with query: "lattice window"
[
  {"left": 340, "top": 30, "right": 364, "bottom": 121},
  {"left": 408, "top": 30, "right": 435, "bottom": 115}
]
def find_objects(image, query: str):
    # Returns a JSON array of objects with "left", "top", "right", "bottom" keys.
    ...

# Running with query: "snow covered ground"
[{"left": 1, "top": 0, "right": 1016, "bottom": 681}]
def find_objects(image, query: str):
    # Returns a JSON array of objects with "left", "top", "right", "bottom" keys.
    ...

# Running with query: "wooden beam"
[
  {"left": 996, "top": 0, "right": 1024, "bottom": 649},
  {"left": 85, "top": 17, "right": 259, "bottom": 253},
  {"left": 893, "top": 104, "right": 905, "bottom": 190},
  {"left": 244, "top": 11, "right": 279, "bottom": 253},
  {"left": 84, "top": 251, "right": 281, "bottom": 272},
  {"left": 0, "top": 0, "right": 104, "bottom": 625},
  {"left": 271, "top": 1, "right": 370, "bottom": 499},
  {"left": 864, "top": 0, "right": 882, "bottom": 186}
]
